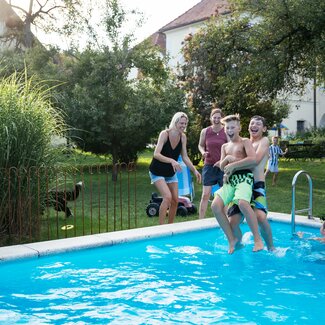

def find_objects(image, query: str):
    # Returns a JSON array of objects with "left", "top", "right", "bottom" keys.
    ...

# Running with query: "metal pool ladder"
[{"left": 291, "top": 170, "right": 313, "bottom": 237}]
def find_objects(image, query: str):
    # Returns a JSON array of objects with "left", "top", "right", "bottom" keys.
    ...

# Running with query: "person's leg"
[
  {"left": 167, "top": 182, "right": 179, "bottom": 224},
  {"left": 199, "top": 185, "right": 212, "bottom": 219},
  {"left": 255, "top": 208, "right": 275, "bottom": 250},
  {"left": 234, "top": 178, "right": 263, "bottom": 251},
  {"left": 153, "top": 179, "right": 173, "bottom": 225},
  {"left": 238, "top": 200, "right": 264, "bottom": 252},
  {"left": 211, "top": 193, "right": 237, "bottom": 254},
  {"left": 229, "top": 213, "right": 243, "bottom": 244},
  {"left": 272, "top": 172, "right": 278, "bottom": 185}
]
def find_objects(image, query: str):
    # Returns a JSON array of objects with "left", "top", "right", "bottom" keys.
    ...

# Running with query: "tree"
[
  {"left": 59, "top": 0, "right": 185, "bottom": 163},
  {"left": 181, "top": 18, "right": 289, "bottom": 136},
  {"left": 6, "top": 0, "right": 82, "bottom": 48},
  {"left": 2, "top": 0, "right": 187, "bottom": 163},
  {"left": 180, "top": 0, "right": 324, "bottom": 134},
  {"left": 62, "top": 43, "right": 184, "bottom": 163},
  {"left": 234, "top": 0, "right": 325, "bottom": 88}
]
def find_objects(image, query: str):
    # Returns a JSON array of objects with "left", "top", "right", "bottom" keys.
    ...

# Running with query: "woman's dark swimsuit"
[{"left": 149, "top": 132, "right": 182, "bottom": 177}]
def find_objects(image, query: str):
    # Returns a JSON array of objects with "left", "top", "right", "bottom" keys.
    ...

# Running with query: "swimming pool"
[{"left": 0, "top": 217, "right": 324, "bottom": 324}]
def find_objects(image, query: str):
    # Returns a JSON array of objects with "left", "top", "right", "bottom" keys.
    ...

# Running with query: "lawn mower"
[{"left": 146, "top": 192, "right": 197, "bottom": 217}]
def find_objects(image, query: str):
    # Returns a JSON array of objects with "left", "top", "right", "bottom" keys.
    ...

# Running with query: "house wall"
[
  {"left": 162, "top": 21, "right": 325, "bottom": 135},
  {"left": 164, "top": 21, "right": 203, "bottom": 69},
  {"left": 283, "top": 82, "right": 325, "bottom": 134}
]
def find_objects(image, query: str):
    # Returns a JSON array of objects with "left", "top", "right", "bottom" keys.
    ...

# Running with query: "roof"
[
  {"left": 159, "top": 0, "right": 230, "bottom": 32},
  {"left": 148, "top": 32, "right": 166, "bottom": 54}
]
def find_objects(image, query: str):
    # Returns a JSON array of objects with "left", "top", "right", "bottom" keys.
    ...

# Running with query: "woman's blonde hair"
[{"left": 169, "top": 112, "right": 188, "bottom": 131}]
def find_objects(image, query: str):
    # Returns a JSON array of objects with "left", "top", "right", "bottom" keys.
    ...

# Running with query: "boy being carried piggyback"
[{"left": 211, "top": 114, "right": 264, "bottom": 254}]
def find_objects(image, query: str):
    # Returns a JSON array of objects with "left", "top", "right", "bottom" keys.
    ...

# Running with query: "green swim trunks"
[
  {"left": 228, "top": 181, "right": 268, "bottom": 217},
  {"left": 215, "top": 169, "right": 253, "bottom": 206}
]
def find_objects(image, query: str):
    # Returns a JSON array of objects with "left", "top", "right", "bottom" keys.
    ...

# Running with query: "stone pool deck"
[{"left": 0, "top": 212, "right": 322, "bottom": 263}]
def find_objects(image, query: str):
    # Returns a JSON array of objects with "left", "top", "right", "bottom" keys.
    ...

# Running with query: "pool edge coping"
[{"left": 0, "top": 212, "right": 322, "bottom": 263}]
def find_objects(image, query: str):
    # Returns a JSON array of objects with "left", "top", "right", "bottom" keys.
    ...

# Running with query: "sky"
[
  {"left": 120, "top": 0, "right": 201, "bottom": 42},
  {"left": 9, "top": 0, "right": 202, "bottom": 45}
]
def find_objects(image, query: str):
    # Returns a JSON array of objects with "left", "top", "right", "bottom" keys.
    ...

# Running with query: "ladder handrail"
[{"left": 291, "top": 170, "right": 313, "bottom": 236}]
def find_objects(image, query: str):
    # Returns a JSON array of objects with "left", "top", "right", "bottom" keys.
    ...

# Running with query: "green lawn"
[
  {"left": 265, "top": 159, "right": 325, "bottom": 219},
  {"left": 34, "top": 151, "right": 325, "bottom": 243},
  {"left": 125, "top": 151, "right": 325, "bottom": 220}
]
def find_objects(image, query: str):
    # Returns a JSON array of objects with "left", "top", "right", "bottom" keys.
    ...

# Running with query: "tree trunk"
[
  {"left": 23, "top": 17, "right": 33, "bottom": 48},
  {"left": 23, "top": 0, "right": 34, "bottom": 48}
]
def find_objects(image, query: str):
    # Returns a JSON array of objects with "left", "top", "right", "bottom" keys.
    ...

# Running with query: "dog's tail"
[{"left": 65, "top": 181, "right": 83, "bottom": 201}]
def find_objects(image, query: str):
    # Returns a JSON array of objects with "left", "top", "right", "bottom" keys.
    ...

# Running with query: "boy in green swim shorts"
[{"left": 211, "top": 114, "right": 264, "bottom": 254}]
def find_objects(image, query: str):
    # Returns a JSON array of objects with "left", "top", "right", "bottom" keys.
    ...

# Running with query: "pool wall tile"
[
  {"left": 24, "top": 235, "right": 114, "bottom": 257},
  {"left": 0, "top": 213, "right": 322, "bottom": 263},
  {"left": 268, "top": 212, "right": 322, "bottom": 228},
  {"left": 0, "top": 245, "right": 39, "bottom": 262}
]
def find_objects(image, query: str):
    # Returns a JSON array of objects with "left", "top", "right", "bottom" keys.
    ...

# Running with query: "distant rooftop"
[
  {"left": 159, "top": 0, "right": 230, "bottom": 32},
  {"left": 148, "top": 0, "right": 230, "bottom": 52}
]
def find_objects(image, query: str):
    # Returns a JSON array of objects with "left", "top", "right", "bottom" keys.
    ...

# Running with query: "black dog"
[{"left": 47, "top": 181, "right": 83, "bottom": 218}]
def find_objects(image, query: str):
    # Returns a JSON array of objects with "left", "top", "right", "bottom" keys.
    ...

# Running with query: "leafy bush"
[{"left": 289, "top": 126, "right": 325, "bottom": 144}]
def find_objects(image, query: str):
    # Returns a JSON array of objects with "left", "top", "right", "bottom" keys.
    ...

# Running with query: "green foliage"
[
  {"left": 1, "top": 1, "right": 186, "bottom": 164},
  {"left": 181, "top": 18, "right": 290, "bottom": 132},
  {"left": 56, "top": 1, "right": 186, "bottom": 163},
  {"left": 293, "top": 127, "right": 325, "bottom": 143},
  {"left": 0, "top": 72, "right": 65, "bottom": 237},
  {"left": 234, "top": 0, "right": 325, "bottom": 87},
  {"left": 60, "top": 44, "right": 184, "bottom": 163},
  {"left": 186, "top": 111, "right": 203, "bottom": 165}
]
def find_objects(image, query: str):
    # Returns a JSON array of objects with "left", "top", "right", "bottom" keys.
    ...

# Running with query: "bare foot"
[
  {"left": 228, "top": 238, "right": 238, "bottom": 254},
  {"left": 252, "top": 239, "right": 264, "bottom": 252},
  {"left": 268, "top": 245, "right": 276, "bottom": 251},
  {"left": 297, "top": 231, "right": 304, "bottom": 238}
]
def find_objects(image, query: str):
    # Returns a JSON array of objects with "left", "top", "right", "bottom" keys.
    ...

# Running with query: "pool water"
[{"left": 0, "top": 222, "right": 324, "bottom": 324}]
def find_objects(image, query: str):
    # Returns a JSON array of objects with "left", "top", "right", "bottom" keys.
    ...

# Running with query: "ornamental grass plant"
[{"left": 0, "top": 72, "right": 65, "bottom": 241}]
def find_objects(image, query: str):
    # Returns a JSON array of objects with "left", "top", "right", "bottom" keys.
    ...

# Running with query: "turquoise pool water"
[{"left": 0, "top": 222, "right": 324, "bottom": 324}]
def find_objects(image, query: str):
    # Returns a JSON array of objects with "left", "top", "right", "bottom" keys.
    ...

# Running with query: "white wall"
[
  {"left": 164, "top": 21, "right": 203, "bottom": 69},
  {"left": 283, "top": 82, "right": 325, "bottom": 133}
]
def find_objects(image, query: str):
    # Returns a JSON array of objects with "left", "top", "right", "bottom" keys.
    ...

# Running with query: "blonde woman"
[{"left": 149, "top": 112, "right": 201, "bottom": 225}]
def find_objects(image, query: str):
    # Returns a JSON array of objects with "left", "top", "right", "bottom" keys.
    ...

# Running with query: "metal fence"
[{"left": 0, "top": 163, "right": 137, "bottom": 246}]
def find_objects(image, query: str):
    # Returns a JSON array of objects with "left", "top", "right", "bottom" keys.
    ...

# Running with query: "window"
[{"left": 297, "top": 120, "right": 305, "bottom": 134}]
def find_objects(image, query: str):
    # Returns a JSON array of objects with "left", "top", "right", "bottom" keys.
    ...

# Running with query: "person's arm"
[
  {"left": 321, "top": 222, "right": 325, "bottom": 236},
  {"left": 153, "top": 130, "right": 182, "bottom": 172},
  {"left": 219, "top": 144, "right": 229, "bottom": 171},
  {"left": 198, "top": 128, "right": 207, "bottom": 159},
  {"left": 255, "top": 137, "right": 269, "bottom": 164},
  {"left": 224, "top": 139, "right": 256, "bottom": 175},
  {"left": 278, "top": 146, "right": 288, "bottom": 156},
  {"left": 181, "top": 134, "right": 201, "bottom": 183}
]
